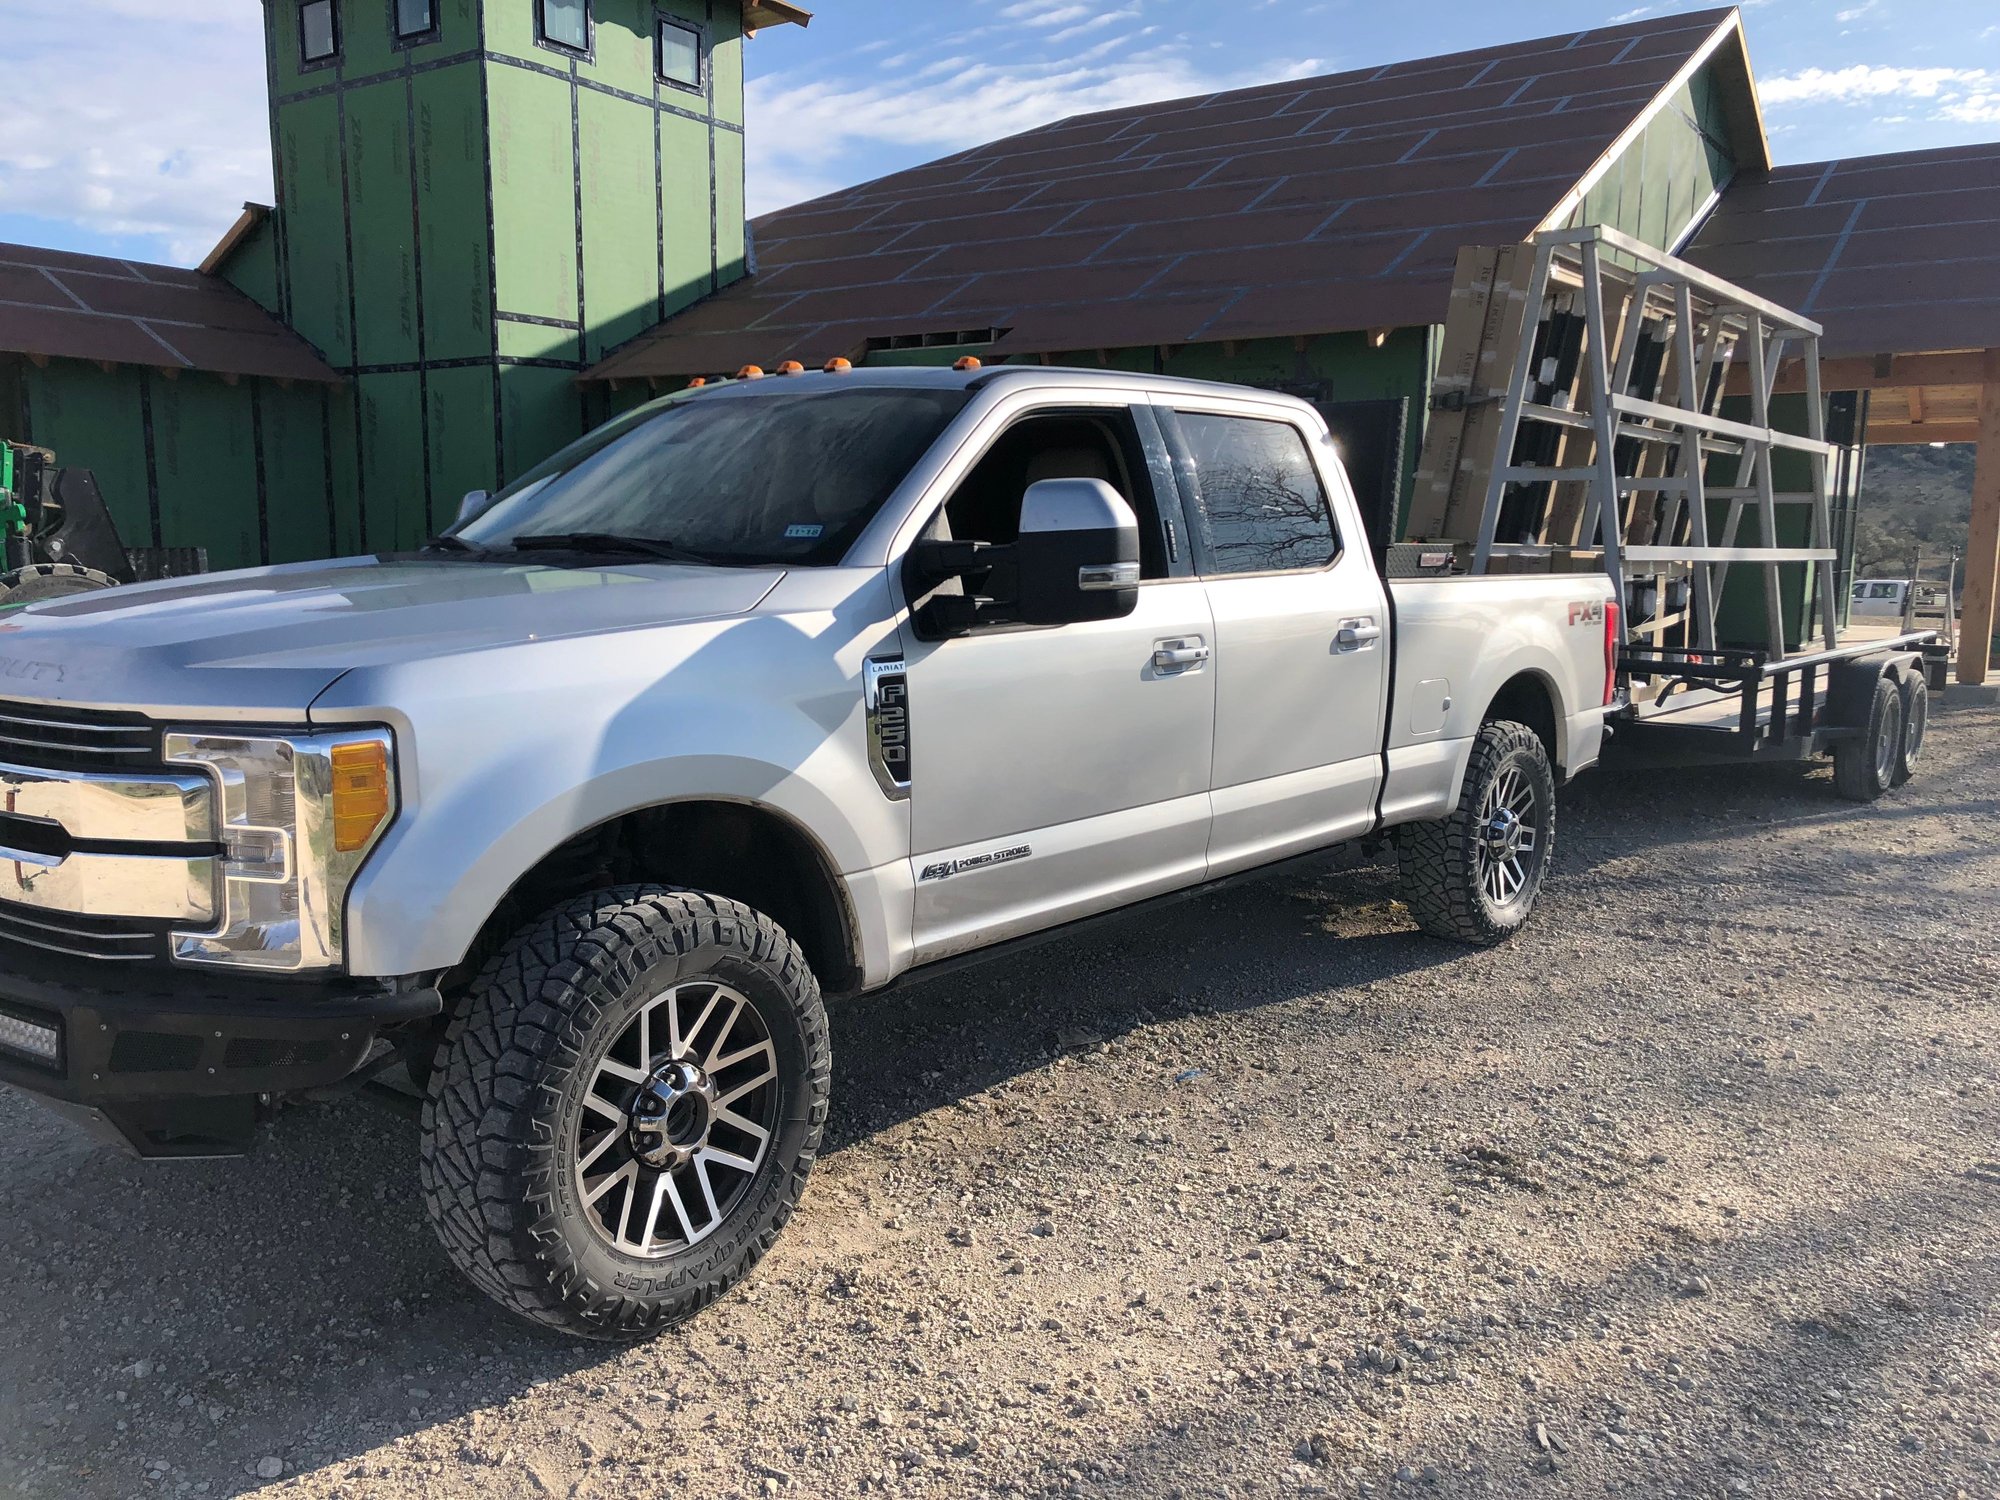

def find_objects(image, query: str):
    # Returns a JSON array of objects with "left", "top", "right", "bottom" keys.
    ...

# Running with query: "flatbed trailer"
[{"left": 1615, "top": 632, "right": 1946, "bottom": 767}]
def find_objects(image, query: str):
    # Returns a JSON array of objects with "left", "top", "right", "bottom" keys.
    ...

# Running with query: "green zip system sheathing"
[
  {"left": 244, "top": 0, "right": 748, "bottom": 558},
  {"left": 1554, "top": 59, "right": 1740, "bottom": 252}
]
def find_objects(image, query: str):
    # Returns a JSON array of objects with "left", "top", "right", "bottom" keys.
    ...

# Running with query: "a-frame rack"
[{"left": 1460, "top": 224, "right": 1841, "bottom": 663}]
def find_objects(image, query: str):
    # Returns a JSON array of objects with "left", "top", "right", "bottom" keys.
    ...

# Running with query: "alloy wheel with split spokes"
[
  {"left": 420, "top": 886, "right": 830, "bottom": 1340},
  {"left": 574, "top": 980, "right": 779, "bottom": 1259},
  {"left": 1475, "top": 760, "right": 1545, "bottom": 909},
  {"left": 1396, "top": 718, "right": 1559, "bottom": 946}
]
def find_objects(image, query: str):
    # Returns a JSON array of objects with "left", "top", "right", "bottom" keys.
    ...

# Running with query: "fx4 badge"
[
  {"left": 864, "top": 656, "right": 911, "bottom": 800},
  {"left": 1567, "top": 600, "right": 1605, "bottom": 627},
  {"left": 919, "top": 845, "right": 1032, "bottom": 883}
]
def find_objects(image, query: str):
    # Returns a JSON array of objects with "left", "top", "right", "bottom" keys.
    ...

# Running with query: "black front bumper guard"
[{"left": 0, "top": 945, "right": 439, "bottom": 1158}]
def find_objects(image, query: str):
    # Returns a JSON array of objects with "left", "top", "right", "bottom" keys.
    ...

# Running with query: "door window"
[
  {"left": 1174, "top": 411, "right": 1339, "bottom": 576},
  {"left": 931, "top": 408, "right": 1172, "bottom": 580}
]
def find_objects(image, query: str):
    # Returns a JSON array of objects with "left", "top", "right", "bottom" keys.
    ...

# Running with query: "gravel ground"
[{"left": 2, "top": 705, "right": 1996, "bottom": 1500}]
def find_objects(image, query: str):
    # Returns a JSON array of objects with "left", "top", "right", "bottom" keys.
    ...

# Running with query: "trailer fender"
[{"left": 1824, "top": 652, "right": 1923, "bottom": 732}]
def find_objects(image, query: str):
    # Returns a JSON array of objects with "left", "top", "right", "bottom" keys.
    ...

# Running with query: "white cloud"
[
  {"left": 746, "top": 38, "right": 1325, "bottom": 217},
  {"left": 0, "top": 0, "right": 270, "bottom": 265},
  {"left": 1759, "top": 64, "right": 1992, "bottom": 107}
]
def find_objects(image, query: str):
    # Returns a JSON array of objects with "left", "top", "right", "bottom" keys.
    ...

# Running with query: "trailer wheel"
[
  {"left": 1394, "top": 719, "right": 1556, "bottom": 946},
  {"left": 419, "top": 885, "right": 829, "bottom": 1340},
  {"left": 1892, "top": 671, "right": 1928, "bottom": 786},
  {"left": 0, "top": 563, "right": 119, "bottom": 608},
  {"left": 1833, "top": 674, "right": 1903, "bottom": 803}
]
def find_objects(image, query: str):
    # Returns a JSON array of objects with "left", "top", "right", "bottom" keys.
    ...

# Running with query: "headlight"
[{"left": 163, "top": 729, "right": 397, "bottom": 971}]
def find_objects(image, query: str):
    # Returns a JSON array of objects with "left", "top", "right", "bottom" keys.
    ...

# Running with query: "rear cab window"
[{"left": 1165, "top": 410, "right": 1341, "bottom": 577}]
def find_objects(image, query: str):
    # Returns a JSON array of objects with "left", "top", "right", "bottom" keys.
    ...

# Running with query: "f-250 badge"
[{"left": 864, "top": 656, "right": 911, "bottom": 800}]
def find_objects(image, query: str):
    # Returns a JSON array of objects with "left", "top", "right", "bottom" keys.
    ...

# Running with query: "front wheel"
[
  {"left": 1394, "top": 719, "right": 1557, "bottom": 946},
  {"left": 419, "top": 886, "right": 830, "bottom": 1340}
]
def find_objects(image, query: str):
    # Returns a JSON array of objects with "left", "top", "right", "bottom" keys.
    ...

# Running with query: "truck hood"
[{"left": 0, "top": 556, "right": 784, "bottom": 718}]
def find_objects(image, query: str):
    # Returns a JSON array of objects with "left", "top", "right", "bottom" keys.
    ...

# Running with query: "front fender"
[{"left": 314, "top": 598, "right": 909, "bottom": 977}]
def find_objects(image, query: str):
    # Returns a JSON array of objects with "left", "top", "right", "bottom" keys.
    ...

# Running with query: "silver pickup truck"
[{"left": 0, "top": 366, "right": 1615, "bottom": 1338}]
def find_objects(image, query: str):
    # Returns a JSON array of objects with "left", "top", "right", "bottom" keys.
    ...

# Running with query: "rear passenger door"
[{"left": 1159, "top": 404, "right": 1392, "bottom": 878}]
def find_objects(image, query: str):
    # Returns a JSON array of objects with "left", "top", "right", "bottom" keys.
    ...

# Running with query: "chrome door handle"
[
  {"left": 1152, "top": 638, "right": 1210, "bottom": 673},
  {"left": 1335, "top": 618, "right": 1383, "bottom": 652}
]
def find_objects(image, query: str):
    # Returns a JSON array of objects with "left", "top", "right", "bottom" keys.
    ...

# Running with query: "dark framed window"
[
  {"left": 299, "top": 0, "right": 340, "bottom": 65},
  {"left": 393, "top": 0, "right": 437, "bottom": 41},
  {"left": 537, "top": 0, "right": 590, "bottom": 52},
  {"left": 1171, "top": 410, "right": 1340, "bottom": 576},
  {"left": 657, "top": 15, "right": 704, "bottom": 91}
]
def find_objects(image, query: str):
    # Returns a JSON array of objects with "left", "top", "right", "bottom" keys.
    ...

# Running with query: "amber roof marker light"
[
  {"left": 954, "top": 356, "right": 982, "bottom": 371},
  {"left": 823, "top": 357, "right": 853, "bottom": 373}
]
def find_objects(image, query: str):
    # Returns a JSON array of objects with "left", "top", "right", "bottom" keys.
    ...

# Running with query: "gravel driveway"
[{"left": 3, "top": 706, "right": 1996, "bottom": 1500}]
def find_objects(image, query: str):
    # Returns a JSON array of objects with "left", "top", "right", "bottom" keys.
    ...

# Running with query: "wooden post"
[{"left": 1959, "top": 350, "right": 2000, "bottom": 686}]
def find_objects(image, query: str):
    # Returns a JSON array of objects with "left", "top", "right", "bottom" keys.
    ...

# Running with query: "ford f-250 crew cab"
[{"left": 0, "top": 366, "right": 1615, "bottom": 1339}]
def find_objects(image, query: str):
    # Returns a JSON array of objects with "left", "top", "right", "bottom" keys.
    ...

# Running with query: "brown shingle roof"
[
  {"left": 0, "top": 243, "right": 341, "bottom": 384},
  {"left": 588, "top": 7, "right": 1749, "bottom": 381},
  {"left": 1685, "top": 142, "right": 2000, "bottom": 359}
]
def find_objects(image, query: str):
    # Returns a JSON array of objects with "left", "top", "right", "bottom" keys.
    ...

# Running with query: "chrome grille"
[
  {"left": 0, "top": 700, "right": 158, "bottom": 771},
  {"left": 0, "top": 902, "right": 170, "bottom": 962}
]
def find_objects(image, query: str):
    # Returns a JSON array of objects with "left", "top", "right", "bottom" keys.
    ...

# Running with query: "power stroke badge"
[{"left": 919, "top": 845, "right": 1033, "bottom": 883}]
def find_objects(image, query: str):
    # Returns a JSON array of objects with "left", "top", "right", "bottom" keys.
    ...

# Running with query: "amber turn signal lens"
[{"left": 330, "top": 740, "right": 392, "bottom": 853}]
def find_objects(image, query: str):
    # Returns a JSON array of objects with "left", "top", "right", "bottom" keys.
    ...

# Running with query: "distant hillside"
[{"left": 1855, "top": 443, "right": 1975, "bottom": 578}]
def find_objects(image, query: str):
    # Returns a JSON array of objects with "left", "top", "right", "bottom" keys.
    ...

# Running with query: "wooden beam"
[
  {"left": 1733, "top": 350, "right": 1992, "bottom": 396},
  {"left": 1958, "top": 350, "right": 2000, "bottom": 686},
  {"left": 1906, "top": 385, "right": 1924, "bottom": 423},
  {"left": 1863, "top": 421, "right": 1982, "bottom": 446}
]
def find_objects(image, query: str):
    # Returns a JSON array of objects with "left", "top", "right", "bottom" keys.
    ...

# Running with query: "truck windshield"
[{"left": 454, "top": 386, "right": 970, "bottom": 566}]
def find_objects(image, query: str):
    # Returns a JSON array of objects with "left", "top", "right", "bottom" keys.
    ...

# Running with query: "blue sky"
[{"left": 3, "top": 0, "right": 1998, "bottom": 268}]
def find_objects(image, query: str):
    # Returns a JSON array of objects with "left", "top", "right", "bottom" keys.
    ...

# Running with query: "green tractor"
[{"left": 0, "top": 440, "right": 205, "bottom": 609}]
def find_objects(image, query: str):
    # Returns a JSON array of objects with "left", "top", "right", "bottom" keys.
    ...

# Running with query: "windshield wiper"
[
  {"left": 509, "top": 532, "right": 717, "bottom": 565},
  {"left": 420, "top": 534, "right": 489, "bottom": 555}
]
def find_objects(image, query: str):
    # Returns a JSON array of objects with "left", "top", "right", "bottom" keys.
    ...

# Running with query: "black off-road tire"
[
  {"left": 0, "top": 563, "right": 119, "bottom": 607},
  {"left": 419, "top": 885, "right": 830, "bottom": 1340},
  {"left": 1892, "top": 670, "right": 1928, "bottom": 787},
  {"left": 1394, "top": 719, "right": 1557, "bottom": 946},
  {"left": 1833, "top": 674, "right": 1902, "bottom": 803}
]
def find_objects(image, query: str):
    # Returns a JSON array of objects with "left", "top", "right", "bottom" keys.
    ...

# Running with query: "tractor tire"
[
  {"left": 1394, "top": 719, "right": 1557, "bottom": 946},
  {"left": 0, "top": 563, "right": 120, "bottom": 608},
  {"left": 419, "top": 885, "right": 829, "bottom": 1341},
  {"left": 1892, "top": 670, "right": 1928, "bottom": 787},
  {"left": 1833, "top": 674, "right": 1902, "bottom": 803}
]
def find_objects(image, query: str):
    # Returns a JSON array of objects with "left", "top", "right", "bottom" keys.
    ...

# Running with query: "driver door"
[{"left": 897, "top": 400, "right": 1216, "bottom": 962}]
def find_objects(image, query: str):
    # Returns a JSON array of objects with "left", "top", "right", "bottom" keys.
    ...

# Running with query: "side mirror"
[
  {"left": 1015, "top": 478, "right": 1140, "bottom": 626},
  {"left": 456, "top": 489, "right": 489, "bottom": 525}
]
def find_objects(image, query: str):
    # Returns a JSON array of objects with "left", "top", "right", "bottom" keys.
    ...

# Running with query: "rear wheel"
[
  {"left": 1833, "top": 675, "right": 1902, "bottom": 803},
  {"left": 1892, "top": 671, "right": 1928, "bottom": 787},
  {"left": 1395, "top": 719, "right": 1557, "bottom": 946},
  {"left": 419, "top": 885, "right": 829, "bottom": 1340}
]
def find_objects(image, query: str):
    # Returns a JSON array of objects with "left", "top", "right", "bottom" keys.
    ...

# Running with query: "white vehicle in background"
[
  {"left": 0, "top": 365, "right": 1622, "bottom": 1338},
  {"left": 1851, "top": 578, "right": 1946, "bottom": 617}
]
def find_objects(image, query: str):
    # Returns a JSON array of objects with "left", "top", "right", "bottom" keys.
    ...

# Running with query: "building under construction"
[{"left": 0, "top": 3, "right": 1996, "bottom": 681}]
